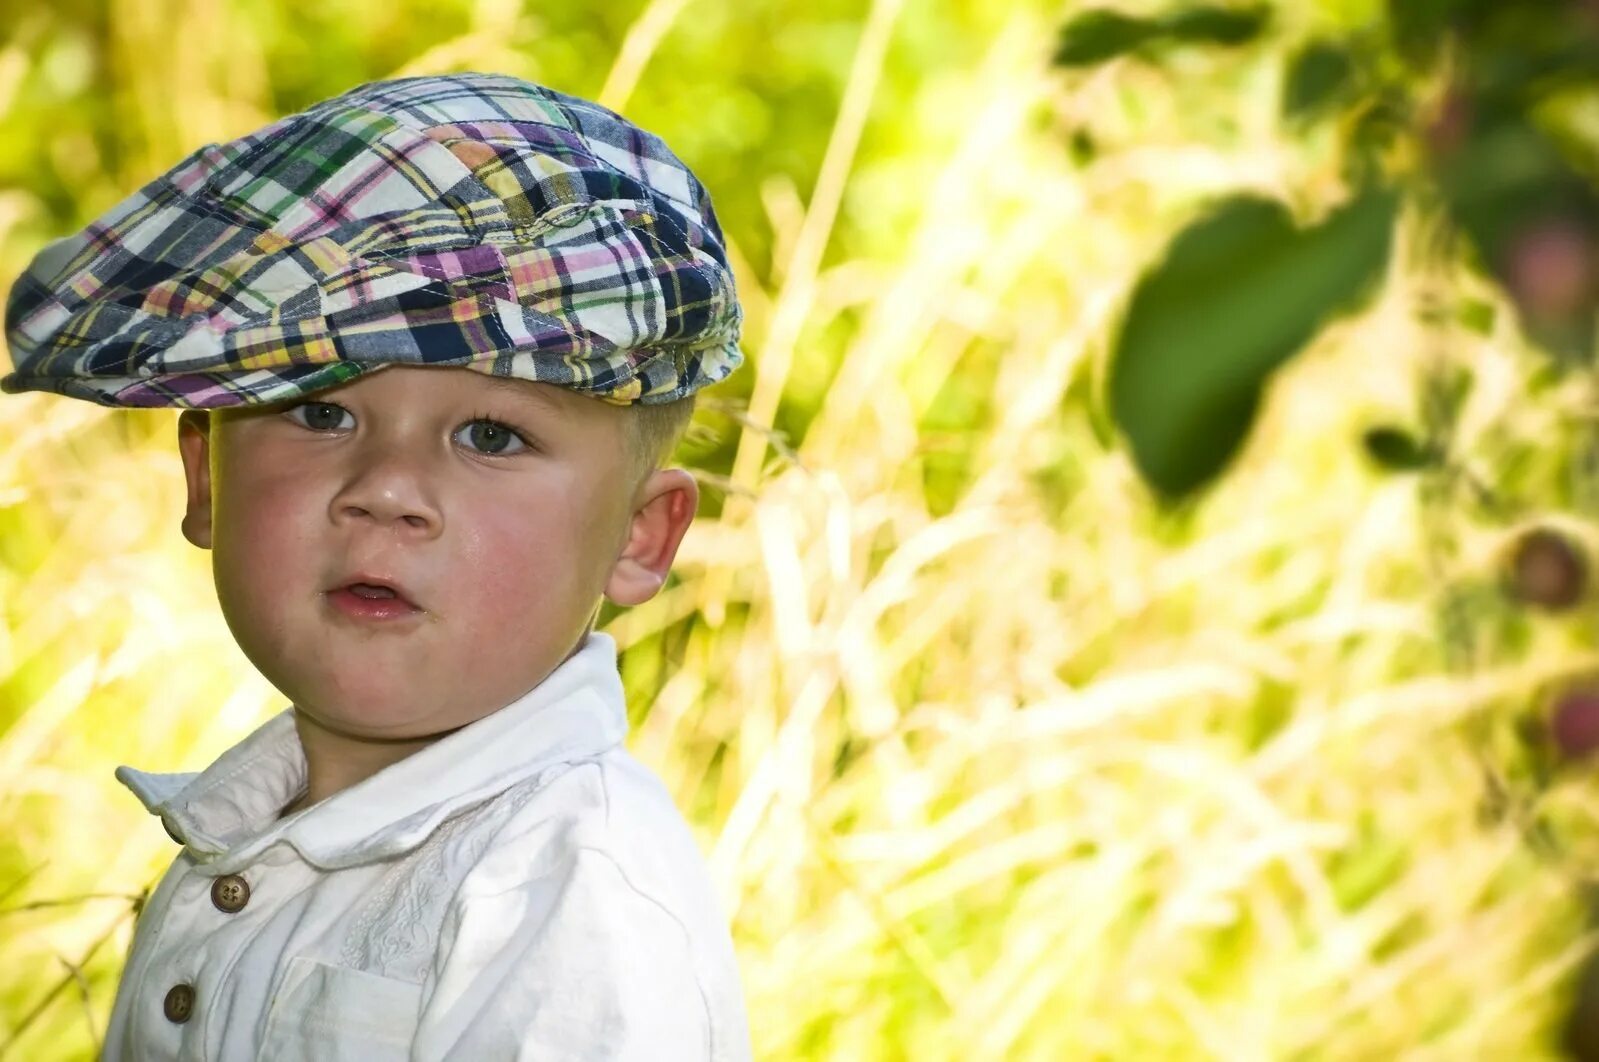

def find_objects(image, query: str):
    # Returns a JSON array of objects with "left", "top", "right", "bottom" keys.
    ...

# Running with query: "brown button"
[
  {"left": 163, "top": 983, "right": 195, "bottom": 1023},
  {"left": 210, "top": 874, "right": 250, "bottom": 913}
]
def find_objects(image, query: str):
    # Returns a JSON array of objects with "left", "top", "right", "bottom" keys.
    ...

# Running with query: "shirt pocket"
[{"left": 257, "top": 955, "right": 423, "bottom": 1061}]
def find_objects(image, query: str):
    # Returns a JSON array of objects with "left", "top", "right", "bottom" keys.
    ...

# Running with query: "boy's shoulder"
[
  {"left": 463, "top": 742, "right": 728, "bottom": 933},
  {"left": 419, "top": 744, "right": 752, "bottom": 1060}
]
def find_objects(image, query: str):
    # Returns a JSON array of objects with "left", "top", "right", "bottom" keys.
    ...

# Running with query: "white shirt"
[{"left": 102, "top": 633, "right": 751, "bottom": 1061}]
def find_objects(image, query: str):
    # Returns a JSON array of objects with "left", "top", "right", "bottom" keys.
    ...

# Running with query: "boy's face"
[{"left": 176, "top": 365, "right": 696, "bottom": 742}]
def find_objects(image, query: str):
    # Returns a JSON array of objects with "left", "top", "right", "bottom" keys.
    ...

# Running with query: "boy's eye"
[
  {"left": 285, "top": 402, "right": 353, "bottom": 431},
  {"left": 455, "top": 419, "right": 529, "bottom": 455},
  {"left": 281, "top": 403, "right": 529, "bottom": 455}
]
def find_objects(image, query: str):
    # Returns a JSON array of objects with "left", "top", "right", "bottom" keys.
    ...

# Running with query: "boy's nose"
[
  {"left": 328, "top": 449, "right": 444, "bottom": 536},
  {"left": 336, "top": 495, "right": 437, "bottom": 533}
]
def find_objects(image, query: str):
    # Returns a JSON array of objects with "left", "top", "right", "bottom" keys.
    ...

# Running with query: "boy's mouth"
[{"left": 327, "top": 573, "right": 419, "bottom": 609}]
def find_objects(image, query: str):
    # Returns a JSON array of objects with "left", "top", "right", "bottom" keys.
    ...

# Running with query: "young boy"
[{"left": 1, "top": 73, "right": 749, "bottom": 1060}]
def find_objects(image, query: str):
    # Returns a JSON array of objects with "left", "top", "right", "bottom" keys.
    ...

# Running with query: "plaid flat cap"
[{"left": 1, "top": 72, "right": 742, "bottom": 407}]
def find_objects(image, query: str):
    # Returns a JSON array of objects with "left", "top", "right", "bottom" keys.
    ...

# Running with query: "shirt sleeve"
[{"left": 410, "top": 845, "right": 713, "bottom": 1061}]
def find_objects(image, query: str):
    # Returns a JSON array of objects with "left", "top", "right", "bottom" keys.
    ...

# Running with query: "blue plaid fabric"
[{"left": 1, "top": 73, "right": 743, "bottom": 407}]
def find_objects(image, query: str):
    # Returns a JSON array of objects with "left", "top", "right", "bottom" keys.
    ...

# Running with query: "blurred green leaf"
[
  {"left": 1461, "top": 3, "right": 1599, "bottom": 114},
  {"left": 1053, "top": 5, "right": 1268, "bottom": 69},
  {"left": 1283, "top": 39, "right": 1354, "bottom": 123},
  {"left": 1362, "top": 426, "right": 1438, "bottom": 471},
  {"left": 1068, "top": 127, "right": 1098, "bottom": 166},
  {"left": 1110, "top": 185, "right": 1400, "bottom": 499},
  {"left": 1053, "top": 10, "right": 1156, "bottom": 67},
  {"left": 1164, "top": 4, "right": 1269, "bottom": 46}
]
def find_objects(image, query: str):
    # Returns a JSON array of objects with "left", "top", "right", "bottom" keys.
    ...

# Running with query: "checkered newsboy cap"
[{"left": 1, "top": 72, "right": 742, "bottom": 408}]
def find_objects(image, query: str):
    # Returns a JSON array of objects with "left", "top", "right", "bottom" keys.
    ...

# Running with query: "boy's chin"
[{"left": 269, "top": 670, "right": 452, "bottom": 736}]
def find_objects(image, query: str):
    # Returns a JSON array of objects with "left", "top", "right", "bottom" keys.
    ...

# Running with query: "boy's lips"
[{"left": 325, "top": 572, "right": 421, "bottom": 609}]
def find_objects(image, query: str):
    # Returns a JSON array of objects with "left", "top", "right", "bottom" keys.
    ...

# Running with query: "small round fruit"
[
  {"left": 1552, "top": 690, "right": 1599, "bottom": 760},
  {"left": 1507, "top": 527, "right": 1588, "bottom": 611},
  {"left": 1504, "top": 218, "right": 1598, "bottom": 323}
]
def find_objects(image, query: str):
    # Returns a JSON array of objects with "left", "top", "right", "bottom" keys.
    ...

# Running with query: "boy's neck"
[{"left": 278, "top": 709, "right": 464, "bottom": 819}]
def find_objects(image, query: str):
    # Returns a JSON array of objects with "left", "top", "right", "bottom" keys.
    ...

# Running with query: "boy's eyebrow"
[{"left": 478, "top": 375, "right": 569, "bottom": 418}]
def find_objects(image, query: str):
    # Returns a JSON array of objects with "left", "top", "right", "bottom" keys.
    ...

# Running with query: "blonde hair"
[{"left": 625, "top": 397, "right": 696, "bottom": 477}]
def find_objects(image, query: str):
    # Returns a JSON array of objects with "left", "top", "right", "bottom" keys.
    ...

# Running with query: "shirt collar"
[{"left": 114, "top": 633, "right": 628, "bottom": 872}]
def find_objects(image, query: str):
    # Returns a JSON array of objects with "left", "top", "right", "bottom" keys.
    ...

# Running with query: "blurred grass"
[{"left": 4, "top": 0, "right": 1599, "bottom": 1058}]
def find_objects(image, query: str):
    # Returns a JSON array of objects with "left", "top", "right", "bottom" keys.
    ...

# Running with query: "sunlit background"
[{"left": 6, "top": 0, "right": 1599, "bottom": 1057}]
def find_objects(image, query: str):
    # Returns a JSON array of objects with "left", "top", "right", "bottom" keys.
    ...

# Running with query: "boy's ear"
[
  {"left": 603, "top": 468, "right": 698, "bottom": 607},
  {"left": 177, "top": 410, "right": 214, "bottom": 549}
]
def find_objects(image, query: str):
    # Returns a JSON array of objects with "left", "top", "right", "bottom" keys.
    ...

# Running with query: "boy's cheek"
[{"left": 211, "top": 488, "right": 320, "bottom": 601}]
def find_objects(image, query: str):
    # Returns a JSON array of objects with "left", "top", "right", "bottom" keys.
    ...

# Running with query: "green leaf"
[
  {"left": 1459, "top": 4, "right": 1599, "bottom": 109},
  {"left": 1109, "top": 186, "right": 1400, "bottom": 499},
  {"left": 1053, "top": 5, "right": 1267, "bottom": 69},
  {"left": 1162, "top": 5, "right": 1270, "bottom": 46},
  {"left": 1069, "top": 128, "right": 1098, "bottom": 166},
  {"left": 1053, "top": 10, "right": 1157, "bottom": 67},
  {"left": 1362, "top": 426, "right": 1437, "bottom": 471},
  {"left": 1283, "top": 40, "right": 1354, "bottom": 123}
]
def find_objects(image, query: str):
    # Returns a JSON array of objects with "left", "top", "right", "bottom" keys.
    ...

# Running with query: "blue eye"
[
  {"left": 455, "top": 419, "right": 529, "bottom": 455},
  {"left": 286, "top": 402, "right": 353, "bottom": 431}
]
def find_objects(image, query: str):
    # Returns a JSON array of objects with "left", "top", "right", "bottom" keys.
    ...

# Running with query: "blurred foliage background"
[{"left": 7, "top": 0, "right": 1599, "bottom": 1057}]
